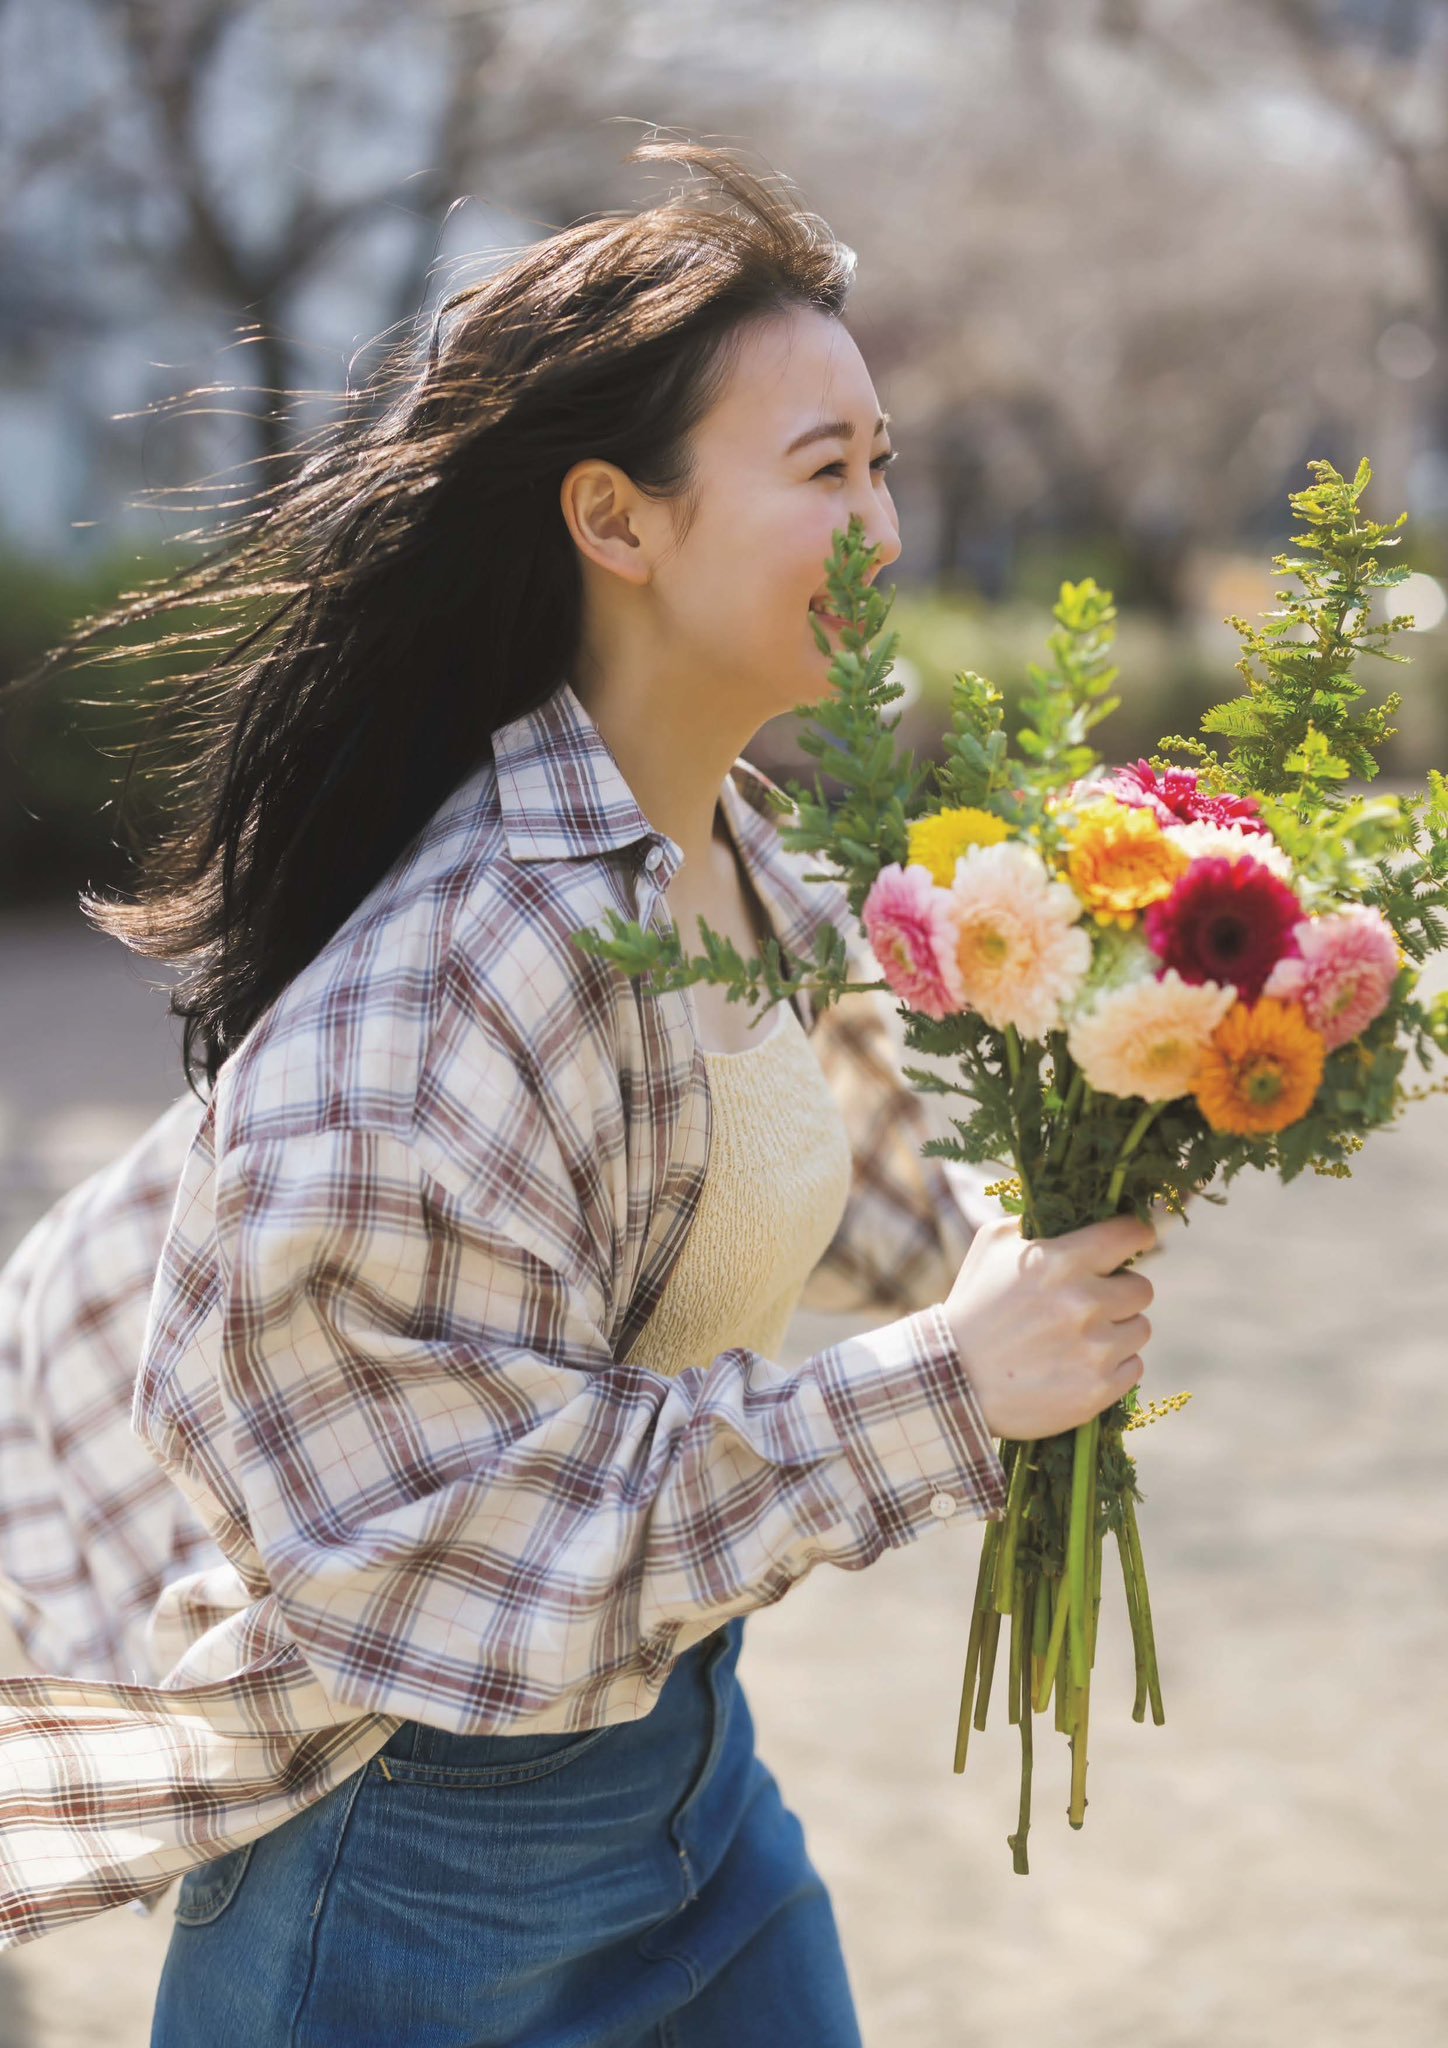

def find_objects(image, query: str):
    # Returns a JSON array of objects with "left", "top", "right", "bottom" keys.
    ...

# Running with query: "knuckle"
[
  {"left": 1067, "top": 1284, "right": 1098, "bottom": 1331},
  {"left": 1085, "top": 1330, "right": 1117, "bottom": 1374}
]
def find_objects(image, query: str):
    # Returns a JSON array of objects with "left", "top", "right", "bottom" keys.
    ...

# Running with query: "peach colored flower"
[
  {"left": 946, "top": 840, "right": 1092, "bottom": 1038},
  {"left": 861, "top": 862, "right": 968, "bottom": 1019},
  {"left": 1066, "top": 970, "right": 1236, "bottom": 1102},
  {"left": 1262, "top": 904, "right": 1400, "bottom": 1052}
]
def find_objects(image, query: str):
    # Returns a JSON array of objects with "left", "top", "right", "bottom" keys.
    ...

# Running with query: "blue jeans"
[{"left": 149, "top": 1616, "right": 864, "bottom": 2046}]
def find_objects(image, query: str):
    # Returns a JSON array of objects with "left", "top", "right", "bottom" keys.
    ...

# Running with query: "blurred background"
[{"left": 1, "top": 2, "right": 1445, "bottom": 2043}]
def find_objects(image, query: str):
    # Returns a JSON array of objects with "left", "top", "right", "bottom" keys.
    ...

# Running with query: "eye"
[{"left": 814, "top": 451, "right": 899, "bottom": 480}]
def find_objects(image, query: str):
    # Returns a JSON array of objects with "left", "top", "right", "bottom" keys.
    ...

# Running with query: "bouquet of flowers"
[{"left": 573, "top": 457, "right": 1448, "bottom": 1872}]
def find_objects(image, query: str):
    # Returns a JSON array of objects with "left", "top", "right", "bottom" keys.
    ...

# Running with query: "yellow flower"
[
  {"left": 907, "top": 806, "right": 1011, "bottom": 886},
  {"left": 1194, "top": 997, "right": 1327, "bottom": 1135},
  {"left": 1064, "top": 799, "right": 1188, "bottom": 930}
]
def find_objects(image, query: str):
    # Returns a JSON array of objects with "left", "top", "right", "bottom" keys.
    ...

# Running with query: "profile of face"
[{"left": 562, "top": 304, "right": 902, "bottom": 738}]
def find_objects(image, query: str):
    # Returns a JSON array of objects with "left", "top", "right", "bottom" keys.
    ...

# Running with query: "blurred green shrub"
[{"left": 0, "top": 546, "right": 198, "bottom": 909}]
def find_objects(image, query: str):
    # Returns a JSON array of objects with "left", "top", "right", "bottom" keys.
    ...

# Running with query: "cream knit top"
[{"left": 629, "top": 997, "right": 854, "bottom": 1379}]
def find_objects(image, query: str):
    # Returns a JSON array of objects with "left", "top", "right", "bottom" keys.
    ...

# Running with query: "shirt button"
[
  {"left": 643, "top": 846, "right": 663, "bottom": 872},
  {"left": 929, "top": 1490, "right": 957, "bottom": 1519}
]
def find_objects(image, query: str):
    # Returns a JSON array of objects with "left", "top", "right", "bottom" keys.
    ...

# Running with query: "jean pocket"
[
  {"left": 375, "top": 1717, "right": 615, "bottom": 1789},
  {"left": 173, "top": 1840, "right": 256, "bottom": 1927}
]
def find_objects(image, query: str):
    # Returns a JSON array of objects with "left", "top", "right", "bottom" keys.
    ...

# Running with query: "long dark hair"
[{"left": 12, "top": 135, "right": 855, "bottom": 1091}]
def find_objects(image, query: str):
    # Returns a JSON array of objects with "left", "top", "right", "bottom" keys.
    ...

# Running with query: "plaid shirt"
[
  {"left": 0, "top": 1090, "right": 221, "bottom": 1685},
  {"left": 0, "top": 678, "right": 1006, "bottom": 1950}
]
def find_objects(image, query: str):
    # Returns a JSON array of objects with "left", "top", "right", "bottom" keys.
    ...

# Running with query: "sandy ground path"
[{"left": 0, "top": 905, "right": 1444, "bottom": 2047}]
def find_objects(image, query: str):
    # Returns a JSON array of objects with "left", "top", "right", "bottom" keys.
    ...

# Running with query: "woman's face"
[{"left": 650, "top": 305, "right": 902, "bottom": 731}]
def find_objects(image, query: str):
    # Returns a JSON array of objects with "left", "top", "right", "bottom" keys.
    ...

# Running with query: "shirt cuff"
[{"left": 811, "top": 1301, "right": 1008, "bottom": 1549}]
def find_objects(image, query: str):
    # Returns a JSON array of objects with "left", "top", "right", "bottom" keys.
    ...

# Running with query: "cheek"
[
  {"left": 767, "top": 496, "right": 846, "bottom": 603},
  {"left": 666, "top": 489, "right": 842, "bottom": 654}
]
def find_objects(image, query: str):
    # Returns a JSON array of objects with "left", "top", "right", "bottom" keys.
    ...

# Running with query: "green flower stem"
[
  {"left": 1068, "top": 1666, "right": 1091, "bottom": 1829},
  {"left": 1030, "top": 1568, "right": 1050, "bottom": 1700},
  {"left": 1106, "top": 1101, "right": 1166, "bottom": 1210},
  {"left": 1008, "top": 1650, "right": 1034, "bottom": 1877},
  {"left": 1114, "top": 1517, "right": 1150, "bottom": 1722},
  {"left": 1014, "top": 1154, "right": 1041, "bottom": 1237},
  {"left": 973, "top": 1606, "right": 1002, "bottom": 1733},
  {"left": 1067, "top": 1414, "right": 1100, "bottom": 1689},
  {"left": 992, "top": 1442, "right": 1033, "bottom": 1615},
  {"left": 1087, "top": 1513, "right": 1105, "bottom": 1668},
  {"left": 1002, "top": 1025, "right": 1045, "bottom": 1237},
  {"left": 1034, "top": 1568, "right": 1070, "bottom": 1713},
  {"left": 1122, "top": 1490, "right": 1165, "bottom": 1725},
  {"left": 954, "top": 1522, "right": 1001, "bottom": 1772},
  {"left": 1047, "top": 1067, "right": 1086, "bottom": 1169},
  {"left": 1007, "top": 1564, "right": 1028, "bottom": 1726}
]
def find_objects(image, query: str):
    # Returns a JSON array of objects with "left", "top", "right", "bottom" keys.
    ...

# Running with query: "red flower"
[
  {"left": 1108, "top": 759, "right": 1269, "bottom": 835},
  {"left": 1143, "top": 855, "right": 1303, "bottom": 1001}
]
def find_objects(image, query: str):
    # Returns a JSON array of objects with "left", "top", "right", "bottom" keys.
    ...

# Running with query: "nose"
[{"left": 855, "top": 493, "right": 901, "bottom": 576}]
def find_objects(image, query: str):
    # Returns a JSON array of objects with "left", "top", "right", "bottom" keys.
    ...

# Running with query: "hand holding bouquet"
[{"left": 574, "top": 457, "right": 1448, "bottom": 1871}]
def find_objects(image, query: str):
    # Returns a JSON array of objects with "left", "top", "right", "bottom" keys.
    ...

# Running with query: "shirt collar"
[
  {"left": 493, "top": 677, "right": 659, "bottom": 867},
  {"left": 491, "top": 676, "right": 845, "bottom": 989}
]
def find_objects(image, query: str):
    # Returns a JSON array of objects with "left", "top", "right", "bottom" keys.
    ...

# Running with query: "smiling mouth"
[{"left": 809, "top": 605, "right": 848, "bottom": 631}]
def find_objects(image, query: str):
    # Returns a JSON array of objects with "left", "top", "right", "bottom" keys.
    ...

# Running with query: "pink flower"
[
  {"left": 861, "top": 862, "right": 968, "bottom": 1019},
  {"left": 1262, "top": 905, "right": 1401, "bottom": 1052},
  {"left": 1143, "top": 855, "right": 1303, "bottom": 1001},
  {"left": 1095, "top": 760, "right": 1269, "bottom": 835}
]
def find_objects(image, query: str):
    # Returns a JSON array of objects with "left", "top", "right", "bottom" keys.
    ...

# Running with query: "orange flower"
[
  {"left": 1064, "top": 799, "right": 1188, "bottom": 929},
  {"left": 1194, "top": 997, "right": 1327, "bottom": 1135}
]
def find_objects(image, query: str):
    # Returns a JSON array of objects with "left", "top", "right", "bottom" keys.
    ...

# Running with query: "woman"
[{"left": 0, "top": 138, "right": 1156, "bottom": 2044}]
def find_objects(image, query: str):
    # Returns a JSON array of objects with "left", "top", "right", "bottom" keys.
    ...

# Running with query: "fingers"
[
  {"left": 1061, "top": 1210, "right": 1159, "bottom": 1276},
  {"left": 1113, "top": 1352, "right": 1145, "bottom": 1393},
  {"left": 1083, "top": 1349, "right": 1145, "bottom": 1424},
  {"left": 1078, "top": 1267, "right": 1155, "bottom": 1319},
  {"left": 1099, "top": 1312, "right": 1151, "bottom": 1369}
]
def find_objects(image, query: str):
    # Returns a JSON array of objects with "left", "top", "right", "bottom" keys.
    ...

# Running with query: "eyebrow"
[{"left": 784, "top": 411, "right": 892, "bottom": 456}]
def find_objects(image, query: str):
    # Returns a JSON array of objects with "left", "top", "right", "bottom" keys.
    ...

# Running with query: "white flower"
[{"left": 1161, "top": 820, "right": 1294, "bottom": 881}]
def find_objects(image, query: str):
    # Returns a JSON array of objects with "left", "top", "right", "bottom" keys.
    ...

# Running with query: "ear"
[{"left": 559, "top": 459, "right": 656, "bottom": 589}]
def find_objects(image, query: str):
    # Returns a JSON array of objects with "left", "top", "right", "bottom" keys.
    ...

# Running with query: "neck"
[{"left": 570, "top": 669, "right": 753, "bottom": 882}]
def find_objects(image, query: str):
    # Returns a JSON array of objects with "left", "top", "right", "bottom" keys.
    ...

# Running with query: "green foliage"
[
  {"left": 935, "top": 669, "right": 1014, "bottom": 813},
  {"left": 1011, "top": 580, "right": 1122, "bottom": 834},
  {"left": 570, "top": 898, "right": 861, "bottom": 1021},
  {"left": 1177, "top": 457, "right": 1411, "bottom": 815},
  {"left": 1359, "top": 764, "right": 1448, "bottom": 968},
  {"left": 772, "top": 517, "right": 933, "bottom": 917}
]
